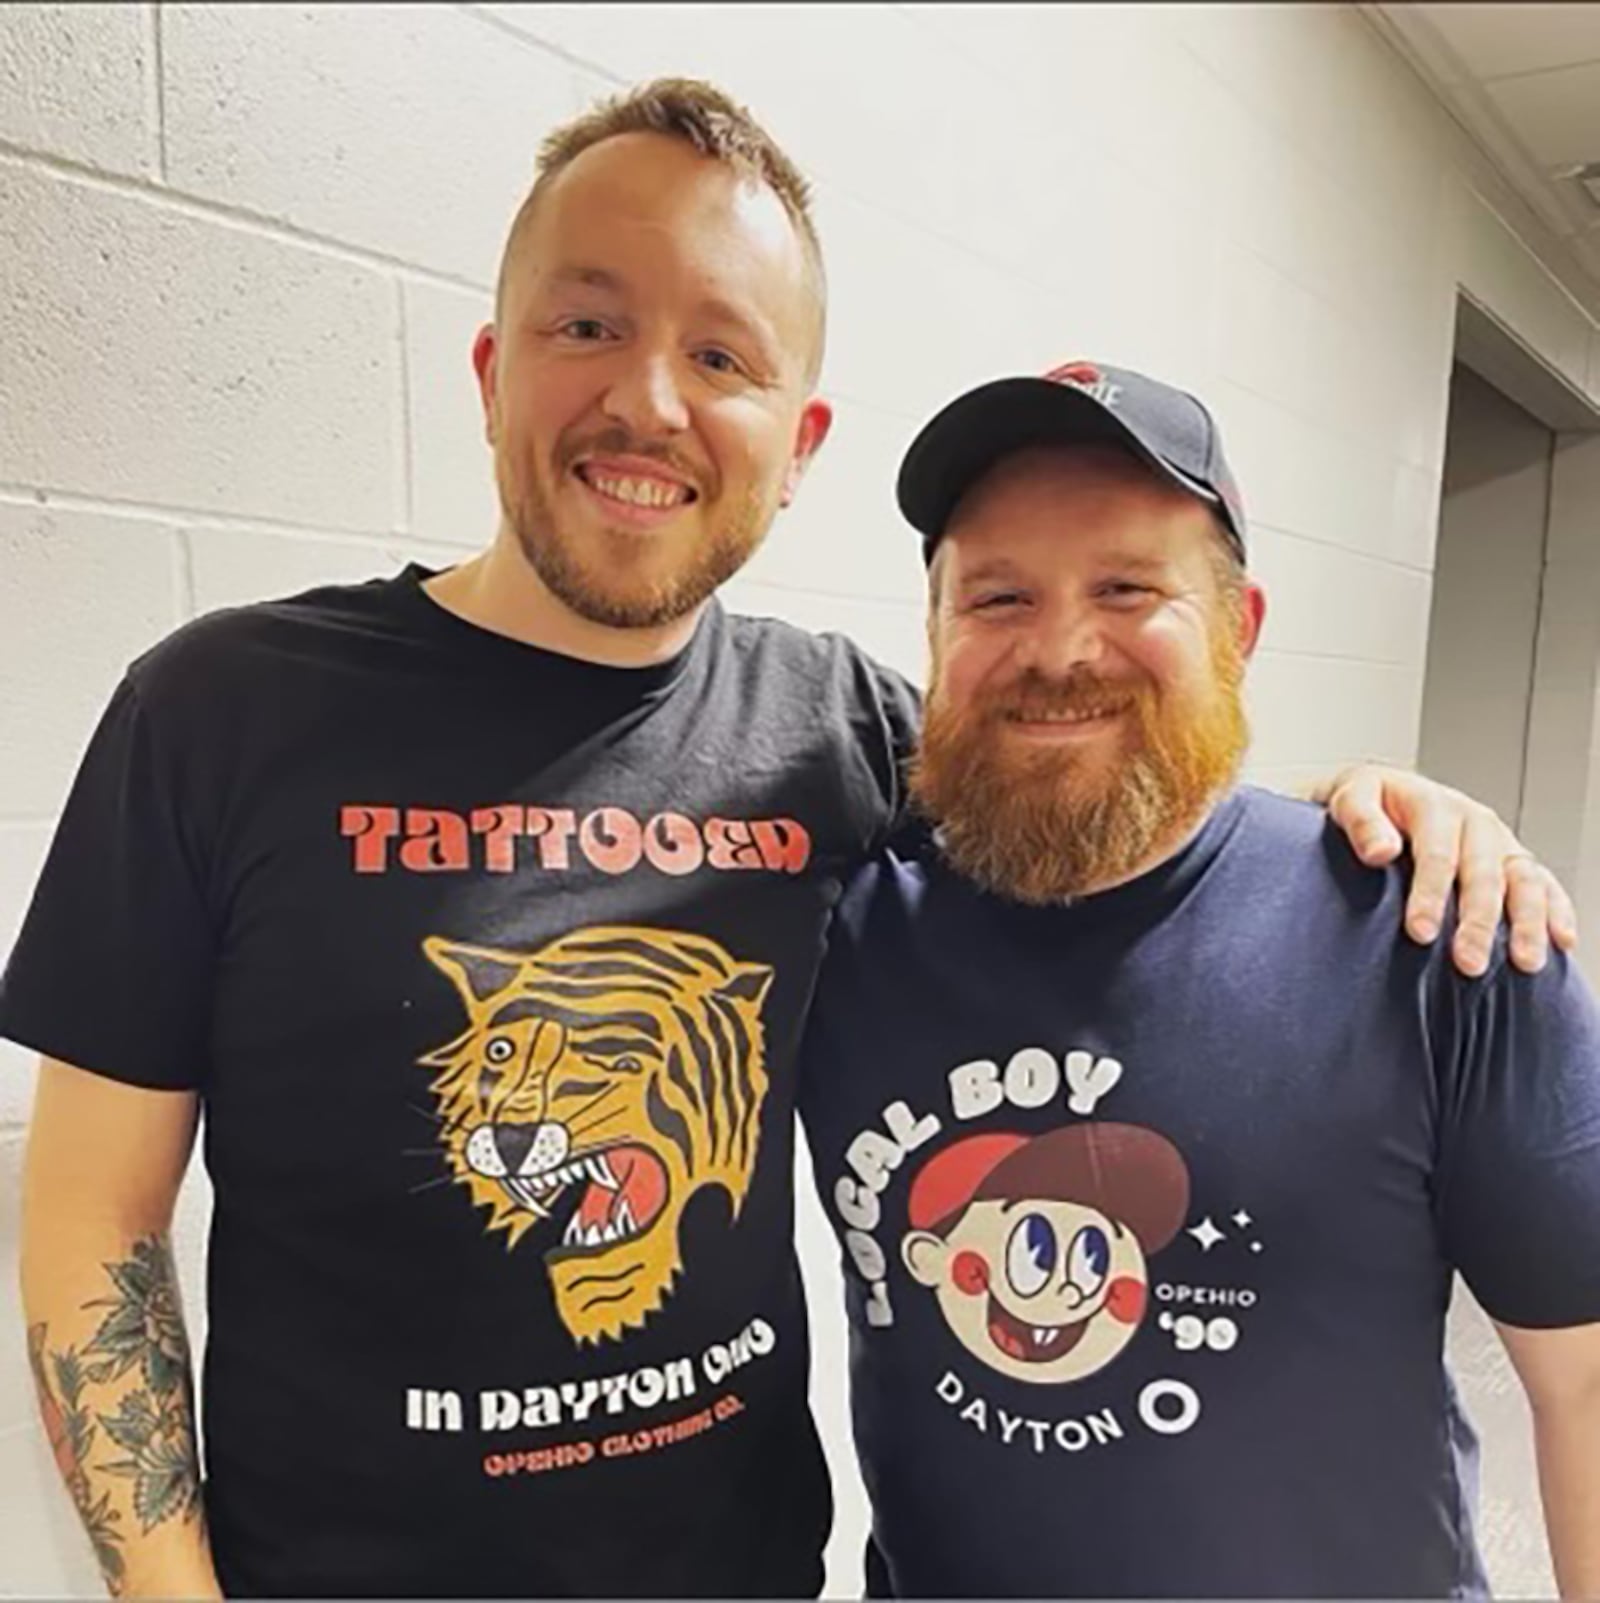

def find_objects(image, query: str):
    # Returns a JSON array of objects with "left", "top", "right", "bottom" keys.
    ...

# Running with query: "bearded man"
[{"left": 800, "top": 361, "right": 1600, "bottom": 1600}]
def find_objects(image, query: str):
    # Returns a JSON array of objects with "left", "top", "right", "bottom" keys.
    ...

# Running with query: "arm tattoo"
[
  {"left": 27, "top": 1323, "right": 127, "bottom": 1594},
  {"left": 28, "top": 1236, "right": 201, "bottom": 1595}
]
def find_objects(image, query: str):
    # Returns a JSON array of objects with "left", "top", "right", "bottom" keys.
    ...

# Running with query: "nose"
[
  {"left": 503, "top": 1017, "right": 567, "bottom": 1107},
  {"left": 492, "top": 1119, "right": 571, "bottom": 1178},
  {"left": 601, "top": 348, "right": 690, "bottom": 437},
  {"left": 493, "top": 1122, "right": 538, "bottom": 1174},
  {"left": 1017, "top": 599, "right": 1109, "bottom": 680}
]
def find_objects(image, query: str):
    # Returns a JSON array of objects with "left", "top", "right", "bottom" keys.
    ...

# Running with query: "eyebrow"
[
  {"left": 954, "top": 561, "right": 1029, "bottom": 590},
  {"left": 1100, "top": 553, "right": 1173, "bottom": 574},
  {"left": 688, "top": 292, "right": 782, "bottom": 371},
  {"left": 545, "top": 264, "right": 627, "bottom": 295},
  {"left": 956, "top": 551, "right": 1173, "bottom": 587}
]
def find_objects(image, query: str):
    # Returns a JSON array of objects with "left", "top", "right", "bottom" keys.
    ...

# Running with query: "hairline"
[{"left": 494, "top": 130, "right": 828, "bottom": 387}]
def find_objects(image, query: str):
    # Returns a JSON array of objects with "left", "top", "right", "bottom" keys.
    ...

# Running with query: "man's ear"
[
  {"left": 779, "top": 396, "right": 833, "bottom": 508},
  {"left": 903, "top": 1230, "right": 949, "bottom": 1288},
  {"left": 472, "top": 322, "right": 499, "bottom": 447},
  {"left": 1238, "top": 582, "right": 1267, "bottom": 661}
]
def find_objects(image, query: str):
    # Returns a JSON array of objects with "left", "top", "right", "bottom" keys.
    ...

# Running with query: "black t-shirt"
[
  {"left": 800, "top": 789, "right": 1600, "bottom": 1599},
  {"left": 0, "top": 566, "right": 918, "bottom": 1599}
]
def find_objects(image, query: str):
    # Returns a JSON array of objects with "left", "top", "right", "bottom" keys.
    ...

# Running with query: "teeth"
[
  {"left": 1033, "top": 1328, "right": 1060, "bottom": 1348},
  {"left": 616, "top": 1199, "right": 635, "bottom": 1233},
  {"left": 588, "top": 472, "right": 686, "bottom": 509},
  {"left": 1014, "top": 707, "right": 1120, "bottom": 725},
  {"left": 529, "top": 1161, "right": 583, "bottom": 1187},
  {"left": 588, "top": 1155, "right": 619, "bottom": 1190}
]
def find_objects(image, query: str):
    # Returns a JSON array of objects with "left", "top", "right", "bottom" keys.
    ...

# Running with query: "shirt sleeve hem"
[{"left": 0, "top": 1009, "right": 204, "bottom": 1094}]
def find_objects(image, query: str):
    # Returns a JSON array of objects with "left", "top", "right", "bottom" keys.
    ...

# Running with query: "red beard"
[{"left": 909, "top": 622, "right": 1250, "bottom": 904}]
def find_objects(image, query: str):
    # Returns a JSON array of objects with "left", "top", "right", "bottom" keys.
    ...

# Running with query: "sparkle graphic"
[
  {"left": 1251, "top": 1242, "right": 1264, "bottom": 1254},
  {"left": 1188, "top": 1216, "right": 1225, "bottom": 1252},
  {"left": 1232, "top": 1210, "right": 1253, "bottom": 1230}
]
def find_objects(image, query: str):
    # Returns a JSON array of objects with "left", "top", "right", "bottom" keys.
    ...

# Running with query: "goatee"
[{"left": 494, "top": 429, "right": 770, "bottom": 630}]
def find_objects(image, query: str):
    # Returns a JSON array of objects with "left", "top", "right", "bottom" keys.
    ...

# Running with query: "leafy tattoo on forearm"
[
  {"left": 83, "top": 1237, "right": 201, "bottom": 1532},
  {"left": 28, "top": 1322, "right": 127, "bottom": 1593},
  {"left": 27, "top": 1237, "right": 201, "bottom": 1595}
]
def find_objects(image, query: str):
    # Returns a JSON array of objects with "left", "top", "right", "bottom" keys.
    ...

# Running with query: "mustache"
[
  {"left": 978, "top": 668, "right": 1150, "bottom": 722},
  {"left": 555, "top": 428, "right": 711, "bottom": 499}
]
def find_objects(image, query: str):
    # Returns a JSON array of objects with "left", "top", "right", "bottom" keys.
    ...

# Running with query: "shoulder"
[
  {"left": 124, "top": 573, "right": 402, "bottom": 717},
  {"left": 1226, "top": 785, "right": 1411, "bottom": 920},
  {"left": 725, "top": 612, "right": 919, "bottom": 715}
]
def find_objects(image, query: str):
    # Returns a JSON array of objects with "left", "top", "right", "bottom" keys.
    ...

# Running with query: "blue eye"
[
  {"left": 1068, "top": 1226, "right": 1110, "bottom": 1295},
  {"left": 1006, "top": 1213, "right": 1057, "bottom": 1298}
]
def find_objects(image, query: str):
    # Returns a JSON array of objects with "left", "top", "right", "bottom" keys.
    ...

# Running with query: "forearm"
[
  {"left": 22, "top": 1225, "right": 219, "bottom": 1599},
  {"left": 1532, "top": 1398, "right": 1600, "bottom": 1598}
]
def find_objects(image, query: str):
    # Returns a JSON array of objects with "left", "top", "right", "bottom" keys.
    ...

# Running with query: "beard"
[
  {"left": 909, "top": 617, "right": 1250, "bottom": 905},
  {"left": 495, "top": 426, "right": 773, "bottom": 630}
]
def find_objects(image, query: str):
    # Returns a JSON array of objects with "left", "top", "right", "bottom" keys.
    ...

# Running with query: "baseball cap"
[{"left": 896, "top": 359, "right": 1247, "bottom": 562}]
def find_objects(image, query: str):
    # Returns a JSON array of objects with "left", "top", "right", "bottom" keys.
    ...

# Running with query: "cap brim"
[{"left": 896, "top": 376, "right": 1221, "bottom": 552}]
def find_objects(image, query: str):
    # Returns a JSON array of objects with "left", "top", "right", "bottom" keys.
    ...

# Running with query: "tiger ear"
[
  {"left": 720, "top": 962, "right": 774, "bottom": 1011},
  {"left": 424, "top": 938, "right": 523, "bottom": 1009}
]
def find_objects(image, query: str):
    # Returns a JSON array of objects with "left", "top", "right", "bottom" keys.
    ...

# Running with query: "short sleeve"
[
  {"left": 0, "top": 676, "right": 217, "bottom": 1090},
  {"left": 864, "top": 660, "right": 923, "bottom": 844},
  {"left": 1434, "top": 951, "right": 1600, "bottom": 1328}
]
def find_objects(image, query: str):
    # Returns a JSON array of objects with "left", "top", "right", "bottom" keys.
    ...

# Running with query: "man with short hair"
[
  {"left": 3, "top": 81, "right": 1575, "bottom": 1599},
  {"left": 800, "top": 360, "right": 1600, "bottom": 1598}
]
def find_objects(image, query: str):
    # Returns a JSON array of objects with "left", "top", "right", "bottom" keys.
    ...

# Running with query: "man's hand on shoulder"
[{"left": 1308, "top": 763, "right": 1577, "bottom": 978}]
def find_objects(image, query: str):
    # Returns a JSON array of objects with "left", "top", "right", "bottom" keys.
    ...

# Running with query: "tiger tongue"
[{"left": 576, "top": 1185, "right": 616, "bottom": 1232}]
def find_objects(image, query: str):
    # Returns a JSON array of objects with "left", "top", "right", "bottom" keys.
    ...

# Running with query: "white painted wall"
[
  {"left": 1525, "top": 430, "right": 1600, "bottom": 997},
  {"left": 4, "top": 4, "right": 1600, "bottom": 1596}
]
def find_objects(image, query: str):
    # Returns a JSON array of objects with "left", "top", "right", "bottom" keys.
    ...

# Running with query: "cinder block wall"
[{"left": 3, "top": 4, "right": 1599, "bottom": 1595}]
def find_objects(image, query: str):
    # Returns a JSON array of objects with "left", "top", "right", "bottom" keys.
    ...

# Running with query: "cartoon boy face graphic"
[{"left": 902, "top": 1124, "right": 1190, "bottom": 1385}]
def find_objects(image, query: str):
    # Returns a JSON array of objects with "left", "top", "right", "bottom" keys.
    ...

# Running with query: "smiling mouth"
[
  {"left": 573, "top": 462, "right": 698, "bottom": 512},
  {"left": 500, "top": 1143, "right": 669, "bottom": 1256},
  {"left": 1002, "top": 702, "right": 1130, "bottom": 729},
  {"left": 986, "top": 1295, "right": 1092, "bottom": 1363}
]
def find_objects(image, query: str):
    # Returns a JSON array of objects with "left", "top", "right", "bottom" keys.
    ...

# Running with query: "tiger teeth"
[
  {"left": 588, "top": 1155, "right": 619, "bottom": 1190},
  {"left": 558, "top": 1201, "right": 644, "bottom": 1250}
]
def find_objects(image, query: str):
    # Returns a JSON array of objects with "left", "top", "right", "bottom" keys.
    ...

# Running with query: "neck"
[
  {"left": 423, "top": 528, "right": 705, "bottom": 668},
  {"left": 1056, "top": 790, "right": 1229, "bottom": 902}
]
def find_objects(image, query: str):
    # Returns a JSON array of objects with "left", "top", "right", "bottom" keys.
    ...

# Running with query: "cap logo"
[{"left": 1045, "top": 359, "right": 1121, "bottom": 408}]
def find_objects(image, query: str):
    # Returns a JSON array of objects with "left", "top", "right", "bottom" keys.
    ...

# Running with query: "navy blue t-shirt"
[{"left": 799, "top": 787, "right": 1600, "bottom": 1599}]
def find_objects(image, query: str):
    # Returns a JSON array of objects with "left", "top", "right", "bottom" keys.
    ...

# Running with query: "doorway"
[{"left": 1417, "top": 362, "right": 1553, "bottom": 830}]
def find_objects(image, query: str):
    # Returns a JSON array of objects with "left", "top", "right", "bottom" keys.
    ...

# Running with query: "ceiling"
[{"left": 1369, "top": 3, "right": 1600, "bottom": 289}]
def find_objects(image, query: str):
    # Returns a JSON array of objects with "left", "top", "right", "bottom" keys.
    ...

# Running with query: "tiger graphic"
[{"left": 420, "top": 927, "right": 774, "bottom": 1344}]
